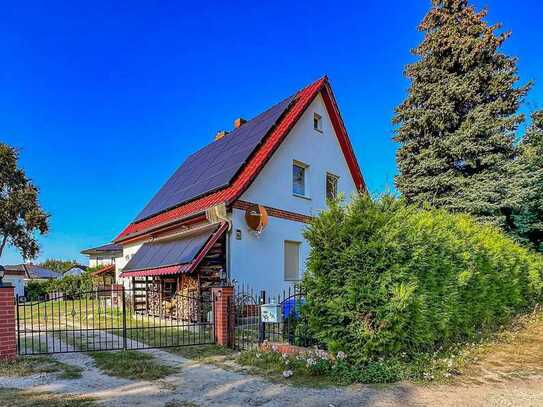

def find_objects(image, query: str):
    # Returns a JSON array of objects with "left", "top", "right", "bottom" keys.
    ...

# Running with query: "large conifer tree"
[
  {"left": 511, "top": 111, "right": 543, "bottom": 251},
  {"left": 393, "top": 0, "right": 530, "bottom": 227}
]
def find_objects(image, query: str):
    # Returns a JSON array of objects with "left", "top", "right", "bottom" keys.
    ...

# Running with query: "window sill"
[{"left": 293, "top": 193, "right": 311, "bottom": 201}]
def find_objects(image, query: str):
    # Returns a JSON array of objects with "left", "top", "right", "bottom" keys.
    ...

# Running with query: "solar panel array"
[
  {"left": 123, "top": 226, "right": 218, "bottom": 271},
  {"left": 134, "top": 94, "right": 296, "bottom": 222}
]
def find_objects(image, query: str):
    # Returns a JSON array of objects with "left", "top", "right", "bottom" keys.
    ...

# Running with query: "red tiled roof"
[{"left": 115, "top": 76, "right": 364, "bottom": 243}]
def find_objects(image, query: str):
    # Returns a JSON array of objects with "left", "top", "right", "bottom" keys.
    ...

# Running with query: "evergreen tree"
[
  {"left": 511, "top": 111, "right": 543, "bottom": 251},
  {"left": 393, "top": 0, "right": 530, "bottom": 227}
]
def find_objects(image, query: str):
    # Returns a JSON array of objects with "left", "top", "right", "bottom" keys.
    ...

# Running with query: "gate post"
[
  {"left": 0, "top": 286, "right": 16, "bottom": 361},
  {"left": 212, "top": 286, "right": 234, "bottom": 347}
]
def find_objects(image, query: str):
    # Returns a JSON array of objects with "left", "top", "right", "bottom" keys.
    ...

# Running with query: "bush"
[
  {"left": 301, "top": 194, "right": 543, "bottom": 363},
  {"left": 25, "top": 280, "right": 49, "bottom": 300}
]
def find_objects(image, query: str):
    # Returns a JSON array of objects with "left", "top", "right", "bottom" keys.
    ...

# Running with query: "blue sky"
[{"left": 1, "top": 0, "right": 542, "bottom": 265}]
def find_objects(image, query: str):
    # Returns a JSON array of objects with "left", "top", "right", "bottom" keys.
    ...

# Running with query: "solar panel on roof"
[
  {"left": 123, "top": 225, "right": 219, "bottom": 271},
  {"left": 133, "top": 94, "right": 295, "bottom": 222}
]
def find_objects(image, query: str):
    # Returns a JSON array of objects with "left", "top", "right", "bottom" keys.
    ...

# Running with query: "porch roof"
[{"left": 119, "top": 221, "right": 227, "bottom": 278}]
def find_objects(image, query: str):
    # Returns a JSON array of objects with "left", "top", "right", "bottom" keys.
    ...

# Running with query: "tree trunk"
[{"left": 0, "top": 234, "right": 8, "bottom": 258}]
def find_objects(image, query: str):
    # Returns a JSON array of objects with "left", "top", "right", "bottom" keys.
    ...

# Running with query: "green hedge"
[{"left": 301, "top": 194, "right": 543, "bottom": 363}]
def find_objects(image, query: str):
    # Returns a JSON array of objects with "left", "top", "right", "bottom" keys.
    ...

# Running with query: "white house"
[
  {"left": 112, "top": 76, "right": 365, "bottom": 300},
  {"left": 81, "top": 243, "right": 123, "bottom": 268}
]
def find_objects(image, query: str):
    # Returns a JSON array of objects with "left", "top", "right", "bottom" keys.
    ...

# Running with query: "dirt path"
[{"left": 3, "top": 328, "right": 543, "bottom": 406}]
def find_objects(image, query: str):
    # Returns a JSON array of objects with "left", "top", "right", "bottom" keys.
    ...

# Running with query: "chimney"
[
  {"left": 215, "top": 130, "right": 229, "bottom": 141},
  {"left": 234, "top": 117, "right": 247, "bottom": 129}
]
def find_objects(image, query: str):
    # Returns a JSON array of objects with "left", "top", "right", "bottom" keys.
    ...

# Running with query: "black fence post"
[{"left": 122, "top": 287, "right": 127, "bottom": 351}]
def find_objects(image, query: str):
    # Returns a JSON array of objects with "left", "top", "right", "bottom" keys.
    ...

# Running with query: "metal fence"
[
  {"left": 16, "top": 286, "right": 215, "bottom": 355},
  {"left": 229, "top": 284, "right": 314, "bottom": 350}
]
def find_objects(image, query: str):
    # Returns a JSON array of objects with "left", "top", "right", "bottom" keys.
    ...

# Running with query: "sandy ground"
[{"left": 1, "top": 333, "right": 543, "bottom": 406}]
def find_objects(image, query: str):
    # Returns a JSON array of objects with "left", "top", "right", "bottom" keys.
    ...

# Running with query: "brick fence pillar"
[
  {"left": 212, "top": 286, "right": 234, "bottom": 347},
  {"left": 0, "top": 286, "right": 16, "bottom": 361}
]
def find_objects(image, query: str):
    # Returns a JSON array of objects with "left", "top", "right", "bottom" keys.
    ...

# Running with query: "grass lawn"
[
  {"left": 0, "top": 388, "right": 95, "bottom": 406},
  {"left": 0, "top": 356, "right": 83, "bottom": 379},
  {"left": 89, "top": 350, "right": 178, "bottom": 380}
]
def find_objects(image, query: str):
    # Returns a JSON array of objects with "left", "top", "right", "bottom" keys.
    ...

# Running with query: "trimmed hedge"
[{"left": 301, "top": 194, "right": 543, "bottom": 363}]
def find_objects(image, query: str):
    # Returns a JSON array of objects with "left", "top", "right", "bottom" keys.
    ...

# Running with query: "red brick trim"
[
  {"left": 212, "top": 286, "right": 234, "bottom": 347},
  {"left": 0, "top": 287, "right": 16, "bottom": 361},
  {"left": 232, "top": 200, "right": 313, "bottom": 224}
]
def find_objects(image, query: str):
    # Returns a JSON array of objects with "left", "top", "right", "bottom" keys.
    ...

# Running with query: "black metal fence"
[
  {"left": 229, "top": 284, "right": 314, "bottom": 351},
  {"left": 16, "top": 286, "right": 215, "bottom": 355}
]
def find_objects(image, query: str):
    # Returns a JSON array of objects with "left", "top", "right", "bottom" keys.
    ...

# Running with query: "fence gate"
[
  {"left": 16, "top": 286, "right": 215, "bottom": 355},
  {"left": 229, "top": 285, "right": 312, "bottom": 351}
]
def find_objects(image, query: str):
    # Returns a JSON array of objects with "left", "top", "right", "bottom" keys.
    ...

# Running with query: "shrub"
[
  {"left": 302, "top": 194, "right": 543, "bottom": 363},
  {"left": 25, "top": 280, "right": 49, "bottom": 300}
]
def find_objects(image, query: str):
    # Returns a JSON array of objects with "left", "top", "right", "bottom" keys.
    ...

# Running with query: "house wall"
[
  {"left": 229, "top": 92, "right": 358, "bottom": 295},
  {"left": 3, "top": 276, "right": 25, "bottom": 297},
  {"left": 117, "top": 241, "right": 144, "bottom": 288}
]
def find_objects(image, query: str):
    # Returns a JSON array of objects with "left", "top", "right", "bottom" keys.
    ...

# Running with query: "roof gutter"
[
  {"left": 115, "top": 202, "right": 231, "bottom": 246},
  {"left": 115, "top": 212, "right": 208, "bottom": 245}
]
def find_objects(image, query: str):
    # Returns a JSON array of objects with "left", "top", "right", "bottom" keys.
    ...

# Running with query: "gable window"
[
  {"left": 313, "top": 113, "right": 322, "bottom": 132},
  {"left": 284, "top": 241, "right": 301, "bottom": 281},
  {"left": 292, "top": 161, "right": 308, "bottom": 197},
  {"left": 326, "top": 173, "right": 339, "bottom": 200}
]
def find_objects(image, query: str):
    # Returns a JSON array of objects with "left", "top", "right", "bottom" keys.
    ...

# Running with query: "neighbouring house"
[
  {"left": 64, "top": 264, "right": 88, "bottom": 277},
  {"left": 4, "top": 263, "right": 61, "bottom": 297},
  {"left": 81, "top": 243, "right": 123, "bottom": 268},
  {"left": 110, "top": 76, "right": 364, "bottom": 314}
]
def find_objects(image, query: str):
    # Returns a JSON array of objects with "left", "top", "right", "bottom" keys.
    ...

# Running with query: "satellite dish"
[{"left": 245, "top": 204, "right": 269, "bottom": 234}]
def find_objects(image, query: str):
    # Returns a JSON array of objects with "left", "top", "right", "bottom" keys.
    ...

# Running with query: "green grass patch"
[
  {"left": 89, "top": 350, "right": 178, "bottom": 380},
  {"left": 0, "top": 356, "right": 82, "bottom": 379},
  {"left": 0, "top": 388, "right": 95, "bottom": 407}
]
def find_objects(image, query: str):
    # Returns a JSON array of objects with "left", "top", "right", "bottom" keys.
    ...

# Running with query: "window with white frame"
[
  {"left": 292, "top": 161, "right": 308, "bottom": 197},
  {"left": 313, "top": 113, "right": 322, "bottom": 132},
  {"left": 284, "top": 241, "right": 301, "bottom": 281},
  {"left": 326, "top": 173, "right": 339, "bottom": 200}
]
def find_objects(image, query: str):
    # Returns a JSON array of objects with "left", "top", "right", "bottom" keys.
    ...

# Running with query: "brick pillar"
[
  {"left": 0, "top": 286, "right": 16, "bottom": 361},
  {"left": 212, "top": 286, "right": 234, "bottom": 347}
]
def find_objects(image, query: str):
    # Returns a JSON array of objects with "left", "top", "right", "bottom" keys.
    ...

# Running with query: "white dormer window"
[
  {"left": 313, "top": 113, "right": 322, "bottom": 132},
  {"left": 292, "top": 161, "right": 309, "bottom": 198}
]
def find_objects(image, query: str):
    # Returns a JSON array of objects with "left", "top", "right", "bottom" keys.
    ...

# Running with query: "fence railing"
[
  {"left": 230, "top": 284, "right": 315, "bottom": 350},
  {"left": 16, "top": 286, "right": 215, "bottom": 355}
]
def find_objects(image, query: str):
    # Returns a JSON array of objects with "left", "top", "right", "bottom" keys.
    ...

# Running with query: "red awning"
[
  {"left": 120, "top": 264, "right": 191, "bottom": 278},
  {"left": 119, "top": 222, "right": 228, "bottom": 278}
]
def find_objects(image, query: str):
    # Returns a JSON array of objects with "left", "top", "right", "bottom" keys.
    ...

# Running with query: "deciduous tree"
[{"left": 0, "top": 143, "right": 49, "bottom": 259}]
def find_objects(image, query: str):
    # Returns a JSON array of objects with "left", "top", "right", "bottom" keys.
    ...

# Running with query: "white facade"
[
  {"left": 3, "top": 275, "right": 25, "bottom": 297},
  {"left": 116, "top": 241, "right": 144, "bottom": 288},
  {"left": 228, "top": 93, "right": 358, "bottom": 295}
]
